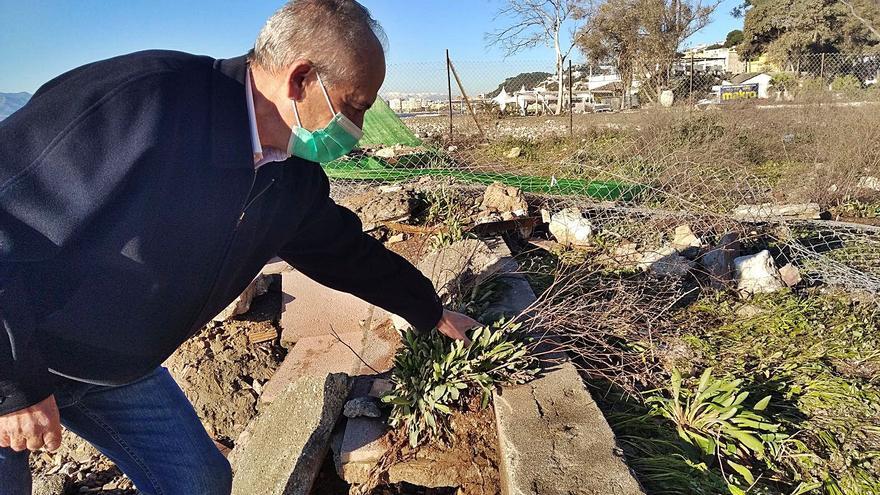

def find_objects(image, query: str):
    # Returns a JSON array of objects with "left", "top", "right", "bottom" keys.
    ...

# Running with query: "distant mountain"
[
  {"left": 486, "top": 72, "right": 553, "bottom": 98},
  {"left": 0, "top": 92, "right": 31, "bottom": 121}
]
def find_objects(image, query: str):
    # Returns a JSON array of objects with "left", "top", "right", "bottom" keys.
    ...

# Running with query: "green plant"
[
  {"left": 382, "top": 321, "right": 536, "bottom": 447},
  {"left": 646, "top": 368, "right": 787, "bottom": 493}
]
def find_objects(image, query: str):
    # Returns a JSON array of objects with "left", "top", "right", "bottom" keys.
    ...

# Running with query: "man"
[{"left": 0, "top": 1, "right": 477, "bottom": 493}]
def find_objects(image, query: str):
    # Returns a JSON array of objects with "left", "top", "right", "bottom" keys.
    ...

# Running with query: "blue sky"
[{"left": 0, "top": 0, "right": 742, "bottom": 94}]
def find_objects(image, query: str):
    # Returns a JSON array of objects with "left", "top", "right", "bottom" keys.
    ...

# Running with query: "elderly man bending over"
[{"left": 0, "top": 1, "right": 477, "bottom": 493}]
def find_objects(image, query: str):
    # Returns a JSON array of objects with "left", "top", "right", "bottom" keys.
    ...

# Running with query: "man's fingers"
[
  {"left": 43, "top": 430, "right": 62, "bottom": 451},
  {"left": 26, "top": 434, "right": 45, "bottom": 451},
  {"left": 9, "top": 436, "right": 28, "bottom": 452}
]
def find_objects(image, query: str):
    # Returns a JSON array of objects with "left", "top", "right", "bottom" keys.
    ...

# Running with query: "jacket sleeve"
[
  {"left": 0, "top": 69, "right": 181, "bottom": 415},
  {"left": 277, "top": 172, "right": 443, "bottom": 333}
]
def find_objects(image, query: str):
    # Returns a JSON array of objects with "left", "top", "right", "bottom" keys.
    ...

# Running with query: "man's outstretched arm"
[{"left": 277, "top": 171, "right": 477, "bottom": 340}]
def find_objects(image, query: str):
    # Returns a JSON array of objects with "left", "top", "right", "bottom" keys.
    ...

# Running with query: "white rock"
[
  {"left": 447, "top": 145, "right": 458, "bottom": 152},
  {"left": 635, "top": 246, "right": 695, "bottom": 277},
  {"left": 506, "top": 147, "right": 522, "bottom": 158},
  {"left": 671, "top": 225, "right": 702, "bottom": 252},
  {"left": 549, "top": 208, "right": 594, "bottom": 246},
  {"left": 540, "top": 209, "right": 552, "bottom": 224},
  {"left": 858, "top": 176, "right": 880, "bottom": 191},
  {"left": 374, "top": 147, "right": 396, "bottom": 159},
  {"left": 734, "top": 250, "right": 785, "bottom": 296},
  {"left": 480, "top": 182, "right": 528, "bottom": 216},
  {"left": 779, "top": 263, "right": 802, "bottom": 287}
]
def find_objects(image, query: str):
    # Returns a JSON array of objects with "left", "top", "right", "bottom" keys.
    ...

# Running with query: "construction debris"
[
  {"left": 213, "top": 274, "right": 271, "bottom": 322},
  {"left": 734, "top": 250, "right": 786, "bottom": 296},
  {"left": 549, "top": 208, "right": 595, "bottom": 246},
  {"left": 731, "top": 203, "right": 822, "bottom": 220},
  {"left": 479, "top": 181, "right": 528, "bottom": 217}
]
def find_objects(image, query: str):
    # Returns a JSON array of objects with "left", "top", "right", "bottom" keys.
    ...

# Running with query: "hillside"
[{"left": 0, "top": 92, "right": 31, "bottom": 120}]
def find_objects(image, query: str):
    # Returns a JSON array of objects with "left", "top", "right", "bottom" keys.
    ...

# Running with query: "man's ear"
[{"left": 286, "top": 59, "right": 314, "bottom": 102}]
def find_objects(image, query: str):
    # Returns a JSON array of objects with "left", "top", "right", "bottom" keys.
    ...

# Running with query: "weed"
[{"left": 382, "top": 321, "right": 537, "bottom": 447}]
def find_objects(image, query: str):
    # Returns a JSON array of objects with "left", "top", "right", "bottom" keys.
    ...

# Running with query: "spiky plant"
[{"left": 382, "top": 321, "right": 537, "bottom": 447}]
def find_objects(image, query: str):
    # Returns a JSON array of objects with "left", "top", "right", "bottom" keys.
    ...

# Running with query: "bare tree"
[
  {"left": 841, "top": 0, "right": 880, "bottom": 40},
  {"left": 486, "top": 0, "right": 594, "bottom": 115}
]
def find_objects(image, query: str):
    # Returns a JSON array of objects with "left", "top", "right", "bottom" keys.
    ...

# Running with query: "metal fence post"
[
  {"left": 446, "top": 49, "right": 453, "bottom": 144},
  {"left": 568, "top": 59, "right": 573, "bottom": 139},
  {"left": 820, "top": 52, "right": 826, "bottom": 79}
]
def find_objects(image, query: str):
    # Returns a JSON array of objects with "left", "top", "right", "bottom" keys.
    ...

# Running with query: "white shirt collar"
[{"left": 246, "top": 68, "right": 290, "bottom": 168}]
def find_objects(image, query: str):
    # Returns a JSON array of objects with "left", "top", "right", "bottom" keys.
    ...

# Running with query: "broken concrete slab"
[
  {"left": 494, "top": 361, "right": 644, "bottom": 495},
  {"left": 260, "top": 332, "right": 363, "bottom": 404},
  {"left": 230, "top": 373, "right": 351, "bottom": 495},
  {"left": 340, "top": 417, "right": 390, "bottom": 465},
  {"left": 415, "top": 238, "right": 514, "bottom": 305},
  {"left": 213, "top": 274, "right": 271, "bottom": 322},
  {"left": 731, "top": 203, "right": 822, "bottom": 220},
  {"left": 261, "top": 257, "right": 293, "bottom": 275},
  {"left": 339, "top": 188, "right": 417, "bottom": 231},
  {"left": 279, "top": 269, "right": 376, "bottom": 344},
  {"left": 734, "top": 250, "right": 786, "bottom": 296},
  {"left": 779, "top": 263, "right": 802, "bottom": 287}
]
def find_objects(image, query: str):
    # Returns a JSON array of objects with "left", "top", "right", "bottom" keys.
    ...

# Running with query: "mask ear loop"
[
  {"left": 315, "top": 72, "right": 337, "bottom": 115},
  {"left": 291, "top": 99, "right": 303, "bottom": 128}
]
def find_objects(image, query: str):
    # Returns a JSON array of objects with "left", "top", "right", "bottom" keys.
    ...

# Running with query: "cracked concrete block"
[
  {"left": 416, "top": 238, "right": 514, "bottom": 304},
  {"left": 230, "top": 373, "right": 351, "bottom": 495},
  {"left": 280, "top": 269, "right": 375, "bottom": 344},
  {"left": 493, "top": 361, "right": 644, "bottom": 495}
]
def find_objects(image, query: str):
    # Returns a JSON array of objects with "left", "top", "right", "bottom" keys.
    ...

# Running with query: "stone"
[
  {"left": 660, "top": 89, "right": 675, "bottom": 107},
  {"left": 648, "top": 253, "right": 696, "bottom": 278},
  {"left": 480, "top": 275, "right": 538, "bottom": 323},
  {"left": 540, "top": 208, "right": 552, "bottom": 224},
  {"left": 279, "top": 270, "right": 375, "bottom": 344},
  {"left": 506, "top": 146, "right": 522, "bottom": 158},
  {"left": 374, "top": 147, "right": 396, "bottom": 159},
  {"left": 415, "top": 238, "right": 513, "bottom": 304},
  {"left": 671, "top": 225, "right": 702, "bottom": 252},
  {"left": 734, "top": 250, "right": 785, "bottom": 296},
  {"left": 493, "top": 360, "right": 644, "bottom": 495},
  {"left": 32, "top": 474, "right": 69, "bottom": 495},
  {"left": 340, "top": 417, "right": 390, "bottom": 465},
  {"left": 230, "top": 374, "right": 351, "bottom": 495},
  {"left": 480, "top": 182, "right": 528, "bottom": 217},
  {"left": 731, "top": 203, "right": 822, "bottom": 220},
  {"left": 339, "top": 189, "right": 416, "bottom": 230},
  {"left": 549, "top": 208, "right": 594, "bottom": 246},
  {"left": 343, "top": 397, "right": 382, "bottom": 419},
  {"left": 779, "top": 263, "right": 802, "bottom": 287},
  {"left": 858, "top": 176, "right": 880, "bottom": 191},
  {"left": 701, "top": 233, "right": 741, "bottom": 288},
  {"left": 213, "top": 274, "right": 271, "bottom": 322},
  {"left": 387, "top": 233, "right": 405, "bottom": 244}
]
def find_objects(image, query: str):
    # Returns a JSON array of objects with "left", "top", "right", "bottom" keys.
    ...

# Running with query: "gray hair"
[{"left": 250, "top": 0, "right": 386, "bottom": 85}]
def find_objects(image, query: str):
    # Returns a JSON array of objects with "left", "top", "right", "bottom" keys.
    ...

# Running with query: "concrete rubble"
[
  {"left": 731, "top": 203, "right": 822, "bottom": 220},
  {"left": 414, "top": 237, "right": 514, "bottom": 305},
  {"left": 858, "top": 176, "right": 880, "bottom": 191},
  {"left": 230, "top": 374, "right": 351, "bottom": 495},
  {"left": 549, "top": 207, "right": 595, "bottom": 247},
  {"left": 339, "top": 188, "right": 417, "bottom": 230},
  {"left": 213, "top": 274, "right": 271, "bottom": 322},
  {"left": 734, "top": 250, "right": 786, "bottom": 296},
  {"left": 343, "top": 397, "right": 382, "bottom": 419}
]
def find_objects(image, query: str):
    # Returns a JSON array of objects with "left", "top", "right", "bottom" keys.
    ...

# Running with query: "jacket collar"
[{"left": 210, "top": 55, "right": 255, "bottom": 169}]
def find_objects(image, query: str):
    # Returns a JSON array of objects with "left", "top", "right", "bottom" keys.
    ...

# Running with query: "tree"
[
  {"left": 737, "top": 0, "right": 879, "bottom": 62},
  {"left": 725, "top": 29, "right": 744, "bottom": 47},
  {"left": 578, "top": 0, "right": 642, "bottom": 109},
  {"left": 486, "top": 0, "right": 595, "bottom": 114},
  {"left": 577, "top": 0, "right": 717, "bottom": 106}
]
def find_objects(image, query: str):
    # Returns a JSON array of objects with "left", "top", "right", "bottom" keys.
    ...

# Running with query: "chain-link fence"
[{"left": 328, "top": 52, "right": 880, "bottom": 297}]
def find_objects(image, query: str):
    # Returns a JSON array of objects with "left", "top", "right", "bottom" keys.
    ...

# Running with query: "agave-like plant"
[
  {"left": 382, "top": 320, "right": 537, "bottom": 447},
  {"left": 646, "top": 368, "right": 787, "bottom": 493}
]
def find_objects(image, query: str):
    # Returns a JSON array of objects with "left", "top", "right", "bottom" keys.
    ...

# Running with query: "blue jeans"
[{"left": 0, "top": 367, "right": 231, "bottom": 495}]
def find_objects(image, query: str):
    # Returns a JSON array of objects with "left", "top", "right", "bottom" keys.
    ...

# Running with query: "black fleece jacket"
[{"left": 0, "top": 50, "right": 442, "bottom": 415}]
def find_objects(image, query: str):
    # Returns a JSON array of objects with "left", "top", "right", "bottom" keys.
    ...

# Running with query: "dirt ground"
[{"left": 28, "top": 277, "right": 287, "bottom": 494}]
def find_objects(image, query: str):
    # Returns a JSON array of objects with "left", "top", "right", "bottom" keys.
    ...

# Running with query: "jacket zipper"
[{"left": 237, "top": 178, "right": 276, "bottom": 227}]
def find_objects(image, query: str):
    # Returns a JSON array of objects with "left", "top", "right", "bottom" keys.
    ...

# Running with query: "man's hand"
[
  {"left": 0, "top": 395, "right": 62, "bottom": 452},
  {"left": 436, "top": 309, "right": 480, "bottom": 346}
]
